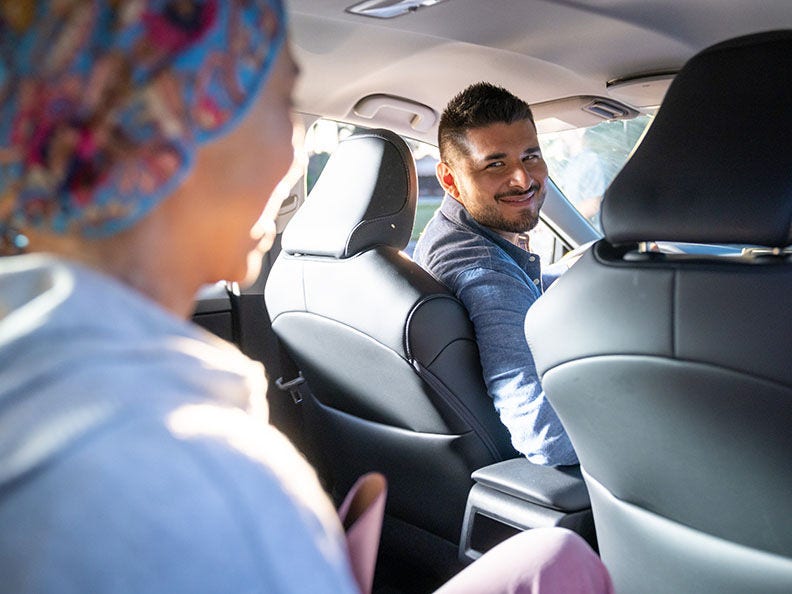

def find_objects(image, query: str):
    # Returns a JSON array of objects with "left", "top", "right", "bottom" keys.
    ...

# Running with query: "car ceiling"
[{"left": 288, "top": 0, "right": 792, "bottom": 143}]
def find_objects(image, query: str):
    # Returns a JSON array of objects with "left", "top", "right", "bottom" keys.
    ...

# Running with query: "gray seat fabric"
[
  {"left": 524, "top": 31, "right": 792, "bottom": 594},
  {"left": 265, "top": 129, "right": 518, "bottom": 551}
]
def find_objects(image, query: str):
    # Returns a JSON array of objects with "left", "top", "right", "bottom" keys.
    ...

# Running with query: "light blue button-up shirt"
[{"left": 413, "top": 196, "right": 578, "bottom": 466}]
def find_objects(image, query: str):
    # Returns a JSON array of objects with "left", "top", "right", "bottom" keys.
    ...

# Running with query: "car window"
[
  {"left": 539, "top": 115, "right": 654, "bottom": 232},
  {"left": 304, "top": 117, "right": 651, "bottom": 262}
]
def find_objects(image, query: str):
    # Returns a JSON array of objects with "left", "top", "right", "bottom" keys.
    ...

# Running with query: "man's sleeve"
[{"left": 454, "top": 267, "right": 578, "bottom": 466}]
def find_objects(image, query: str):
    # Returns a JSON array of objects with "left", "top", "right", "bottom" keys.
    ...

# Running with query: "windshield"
[{"left": 539, "top": 115, "right": 654, "bottom": 232}]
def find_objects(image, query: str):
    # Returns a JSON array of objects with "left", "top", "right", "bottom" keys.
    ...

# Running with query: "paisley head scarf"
[{"left": 0, "top": 0, "right": 286, "bottom": 242}]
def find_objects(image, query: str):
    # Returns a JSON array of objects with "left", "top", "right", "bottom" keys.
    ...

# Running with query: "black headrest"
[
  {"left": 602, "top": 30, "right": 792, "bottom": 247},
  {"left": 281, "top": 128, "right": 417, "bottom": 258}
]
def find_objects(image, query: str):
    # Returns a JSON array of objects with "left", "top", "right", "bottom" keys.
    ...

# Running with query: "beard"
[{"left": 466, "top": 186, "right": 546, "bottom": 233}]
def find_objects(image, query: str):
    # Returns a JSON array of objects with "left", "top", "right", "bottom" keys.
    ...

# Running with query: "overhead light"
[{"left": 346, "top": 0, "right": 451, "bottom": 19}]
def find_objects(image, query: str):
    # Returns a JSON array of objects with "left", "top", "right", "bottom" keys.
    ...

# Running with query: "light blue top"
[
  {"left": 0, "top": 255, "right": 359, "bottom": 593},
  {"left": 413, "top": 196, "right": 578, "bottom": 466}
]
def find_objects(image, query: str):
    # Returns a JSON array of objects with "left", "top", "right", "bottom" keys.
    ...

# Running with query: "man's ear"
[{"left": 436, "top": 161, "right": 460, "bottom": 199}]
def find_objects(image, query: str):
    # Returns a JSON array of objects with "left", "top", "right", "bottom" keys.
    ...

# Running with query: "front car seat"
[
  {"left": 265, "top": 129, "right": 518, "bottom": 568},
  {"left": 525, "top": 31, "right": 792, "bottom": 593}
]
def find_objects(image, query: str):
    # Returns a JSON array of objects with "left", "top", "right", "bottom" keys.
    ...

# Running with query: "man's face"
[{"left": 438, "top": 119, "right": 548, "bottom": 233}]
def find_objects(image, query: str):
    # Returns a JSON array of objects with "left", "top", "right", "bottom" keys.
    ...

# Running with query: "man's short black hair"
[{"left": 438, "top": 82, "right": 535, "bottom": 162}]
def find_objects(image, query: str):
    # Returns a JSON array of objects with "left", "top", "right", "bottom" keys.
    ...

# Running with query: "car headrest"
[
  {"left": 602, "top": 30, "right": 792, "bottom": 247},
  {"left": 281, "top": 128, "right": 417, "bottom": 258}
]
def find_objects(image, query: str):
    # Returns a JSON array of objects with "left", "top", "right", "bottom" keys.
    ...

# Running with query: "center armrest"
[
  {"left": 460, "top": 459, "right": 595, "bottom": 561},
  {"left": 471, "top": 458, "right": 590, "bottom": 512}
]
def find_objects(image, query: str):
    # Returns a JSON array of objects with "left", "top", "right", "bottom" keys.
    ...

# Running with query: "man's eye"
[
  {"left": 524, "top": 154, "right": 540, "bottom": 161},
  {"left": 485, "top": 161, "right": 503, "bottom": 169}
]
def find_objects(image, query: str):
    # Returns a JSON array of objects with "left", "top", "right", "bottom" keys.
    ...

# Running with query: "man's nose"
[{"left": 509, "top": 162, "right": 533, "bottom": 188}]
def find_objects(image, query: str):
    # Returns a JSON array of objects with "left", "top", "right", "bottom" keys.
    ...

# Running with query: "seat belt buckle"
[{"left": 276, "top": 372, "right": 306, "bottom": 404}]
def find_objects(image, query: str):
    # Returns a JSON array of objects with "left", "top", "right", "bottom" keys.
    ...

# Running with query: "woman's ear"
[{"left": 436, "top": 161, "right": 460, "bottom": 199}]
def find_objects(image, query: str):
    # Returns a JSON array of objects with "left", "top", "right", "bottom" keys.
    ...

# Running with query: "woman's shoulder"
[{"left": 0, "top": 399, "right": 358, "bottom": 593}]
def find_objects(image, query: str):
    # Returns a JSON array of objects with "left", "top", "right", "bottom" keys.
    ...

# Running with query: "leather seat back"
[
  {"left": 525, "top": 31, "right": 792, "bottom": 593},
  {"left": 265, "top": 129, "right": 517, "bottom": 547}
]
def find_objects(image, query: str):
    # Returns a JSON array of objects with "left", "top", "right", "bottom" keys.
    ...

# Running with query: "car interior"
[
  {"left": 264, "top": 126, "right": 595, "bottom": 586},
  {"left": 191, "top": 2, "right": 792, "bottom": 592}
]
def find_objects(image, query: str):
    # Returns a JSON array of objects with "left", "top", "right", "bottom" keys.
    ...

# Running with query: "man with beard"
[{"left": 413, "top": 83, "right": 577, "bottom": 467}]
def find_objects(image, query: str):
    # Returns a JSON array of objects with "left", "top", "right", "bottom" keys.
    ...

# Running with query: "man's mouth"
[{"left": 495, "top": 185, "right": 538, "bottom": 204}]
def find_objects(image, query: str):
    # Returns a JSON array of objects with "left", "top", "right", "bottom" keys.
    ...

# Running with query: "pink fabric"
[
  {"left": 433, "top": 528, "right": 614, "bottom": 594},
  {"left": 337, "top": 474, "right": 612, "bottom": 594},
  {"left": 337, "top": 473, "right": 387, "bottom": 594}
]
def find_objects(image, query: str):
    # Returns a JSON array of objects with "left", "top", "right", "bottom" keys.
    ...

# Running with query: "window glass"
[
  {"left": 539, "top": 115, "right": 653, "bottom": 231},
  {"left": 304, "top": 116, "right": 652, "bottom": 261},
  {"left": 305, "top": 120, "right": 360, "bottom": 193}
]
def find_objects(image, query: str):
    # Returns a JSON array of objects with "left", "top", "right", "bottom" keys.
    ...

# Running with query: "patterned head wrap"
[{"left": 0, "top": 0, "right": 286, "bottom": 241}]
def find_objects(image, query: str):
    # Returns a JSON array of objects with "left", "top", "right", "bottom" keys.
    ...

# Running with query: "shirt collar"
[{"left": 439, "top": 194, "right": 542, "bottom": 269}]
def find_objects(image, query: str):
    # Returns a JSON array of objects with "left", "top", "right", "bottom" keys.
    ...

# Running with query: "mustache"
[{"left": 495, "top": 184, "right": 540, "bottom": 200}]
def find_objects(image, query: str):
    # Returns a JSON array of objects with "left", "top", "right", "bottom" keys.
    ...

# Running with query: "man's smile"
[{"left": 495, "top": 185, "right": 540, "bottom": 204}]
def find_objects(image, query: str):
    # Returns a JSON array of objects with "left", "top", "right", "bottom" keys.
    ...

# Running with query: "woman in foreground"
[{"left": 0, "top": 1, "right": 612, "bottom": 592}]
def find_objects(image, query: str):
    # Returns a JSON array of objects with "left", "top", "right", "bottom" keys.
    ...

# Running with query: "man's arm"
[{"left": 454, "top": 267, "right": 578, "bottom": 466}]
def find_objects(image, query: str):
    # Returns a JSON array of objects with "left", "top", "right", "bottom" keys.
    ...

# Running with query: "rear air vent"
[{"left": 346, "top": 0, "right": 452, "bottom": 19}]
